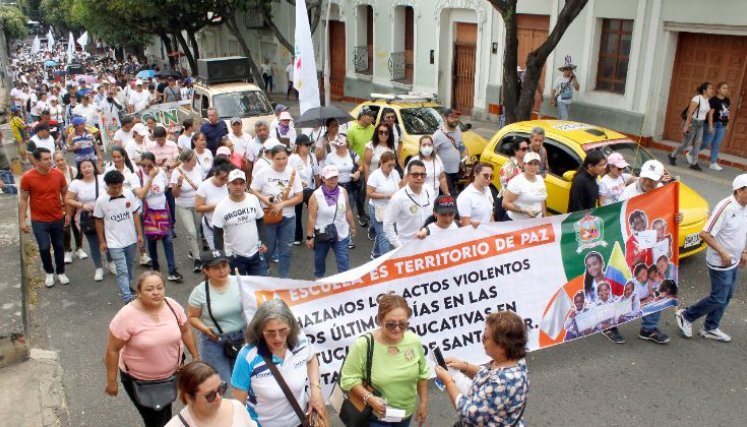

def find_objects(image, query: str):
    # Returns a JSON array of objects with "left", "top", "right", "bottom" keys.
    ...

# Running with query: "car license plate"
[{"left": 684, "top": 233, "right": 701, "bottom": 249}]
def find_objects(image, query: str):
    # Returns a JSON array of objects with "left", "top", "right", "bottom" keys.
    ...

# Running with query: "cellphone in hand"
[{"left": 433, "top": 347, "right": 447, "bottom": 370}]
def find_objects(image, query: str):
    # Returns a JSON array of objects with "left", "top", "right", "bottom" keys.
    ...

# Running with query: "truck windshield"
[{"left": 213, "top": 91, "right": 272, "bottom": 118}]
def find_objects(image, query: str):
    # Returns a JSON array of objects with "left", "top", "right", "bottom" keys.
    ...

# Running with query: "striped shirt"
[
  {"left": 71, "top": 132, "right": 97, "bottom": 163},
  {"left": 704, "top": 195, "right": 747, "bottom": 270}
]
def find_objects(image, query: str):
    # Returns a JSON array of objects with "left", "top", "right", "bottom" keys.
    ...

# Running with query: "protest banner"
[
  {"left": 239, "top": 183, "right": 680, "bottom": 395},
  {"left": 136, "top": 100, "right": 190, "bottom": 128},
  {"left": 98, "top": 110, "right": 121, "bottom": 149}
]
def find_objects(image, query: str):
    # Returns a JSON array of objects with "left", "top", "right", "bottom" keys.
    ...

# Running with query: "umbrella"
[
  {"left": 293, "top": 105, "right": 354, "bottom": 128},
  {"left": 44, "top": 60, "right": 58, "bottom": 67},
  {"left": 136, "top": 69, "right": 156, "bottom": 79},
  {"left": 156, "top": 69, "right": 181, "bottom": 78}
]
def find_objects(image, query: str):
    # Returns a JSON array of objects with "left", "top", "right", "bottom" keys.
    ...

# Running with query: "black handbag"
[
  {"left": 79, "top": 178, "right": 99, "bottom": 235},
  {"left": 337, "top": 333, "right": 378, "bottom": 427},
  {"left": 314, "top": 197, "right": 339, "bottom": 243},
  {"left": 205, "top": 281, "right": 244, "bottom": 359},
  {"left": 126, "top": 299, "right": 182, "bottom": 410}
]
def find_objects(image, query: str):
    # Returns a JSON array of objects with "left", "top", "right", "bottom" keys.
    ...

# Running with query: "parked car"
[{"left": 481, "top": 120, "right": 708, "bottom": 258}]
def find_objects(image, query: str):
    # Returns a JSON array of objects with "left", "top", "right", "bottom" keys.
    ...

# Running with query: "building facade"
[{"left": 146, "top": 0, "right": 747, "bottom": 158}]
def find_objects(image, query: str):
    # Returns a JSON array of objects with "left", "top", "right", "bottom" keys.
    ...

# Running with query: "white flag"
[
  {"left": 47, "top": 30, "right": 55, "bottom": 51},
  {"left": 293, "top": 0, "right": 320, "bottom": 115},
  {"left": 31, "top": 36, "right": 40, "bottom": 54},
  {"left": 539, "top": 289, "right": 573, "bottom": 340},
  {"left": 67, "top": 32, "right": 75, "bottom": 63},
  {"left": 77, "top": 31, "right": 89, "bottom": 48}
]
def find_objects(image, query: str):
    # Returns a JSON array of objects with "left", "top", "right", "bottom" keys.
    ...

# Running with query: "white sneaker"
[
  {"left": 107, "top": 261, "right": 117, "bottom": 275},
  {"left": 674, "top": 309, "right": 692, "bottom": 338},
  {"left": 57, "top": 274, "right": 70, "bottom": 285},
  {"left": 685, "top": 151, "right": 692, "bottom": 164},
  {"left": 94, "top": 268, "right": 104, "bottom": 282},
  {"left": 140, "top": 253, "right": 152, "bottom": 266},
  {"left": 64, "top": 251, "right": 73, "bottom": 264},
  {"left": 709, "top": 163, "right": 723, "bottom": 171},
  {"left": 699, "top": 328, "right": 731, "bottom": 342},
  {"left": 76, "top": 248, "right": 88, "bottom": 259},
  {"left": 45, "top": 274, "right": 55, "bottom": 288}
]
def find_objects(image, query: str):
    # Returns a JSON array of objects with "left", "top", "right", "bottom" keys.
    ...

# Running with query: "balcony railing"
[
  {"left": 388, "top": 51, "right": 406, "bottom": 82},
  {"left": 353, "top": 46, "right": 371, "bottom": 74}
]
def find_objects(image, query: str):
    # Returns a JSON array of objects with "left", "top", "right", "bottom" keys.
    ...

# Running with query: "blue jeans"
[
  {"left": 83, "top": 232, "right": 103, "bottom": 269},
  {"left": 264, "top": 216, "right": 295, "bottom": 278},
  {"left": 0, "top": 170, "right": 17, "bottom": 194},
  {"left": 313, "top": 235, "right": 350, "bottom": 278},
  {"left": 368, "top": 204, "right": 390, "bottom": 258},
  {"left": 640, "top": 310, "right": 661, "bottom": 332},
  {"left": 199, "top": 329, "right": 245, "bottom": 385},
  {"left": 230, "top": 252, "right": 268, "bottom": 276},
  {"left": 557, "top": 101, "right": 571, "bottom": 120},
  {"left": 109, "top": 244, "right": 136, "bottom": 302},
  {"left": 683, "top": 267, "right": 738, "bottom": 331},
  {"left": 700, "top": 122, "right": 727, "bottom": 163},
  {"left": 147, "top": 231, "right": 177, "bottom": 274},
  {"left": 369, "top": 416, "right": 412, "bottom": 427},
  {"left": 31, "top": 220, "right": 65, "bottom": 274}
]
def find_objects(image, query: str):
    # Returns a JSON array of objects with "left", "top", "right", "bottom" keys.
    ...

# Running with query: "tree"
[
  {"left": 488, "top": 0, "right": 589, "bottom": 123},
  {"left": 40, "top": 0, "right": 82, "bottom": 34},
  {"left": 0, "top": 5, "right": 29, "bottom": 47},
  {"left": 260, "top": 0, "right": 322, "bottom": 55}
]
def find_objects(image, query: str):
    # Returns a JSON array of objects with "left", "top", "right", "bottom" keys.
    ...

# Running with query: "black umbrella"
[
  {"left": 156, "top": 69, "right": 182, "bottom": 78},
  {"left": 294, "top": 105, "right": 354, "bottom": 128}
]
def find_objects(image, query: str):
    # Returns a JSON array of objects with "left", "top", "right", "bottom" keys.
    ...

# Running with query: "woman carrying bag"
[
  {"left": 290, "top": 134, "right": 320, "bottom": 245},
  {"left": 64, "top": 158, "right": 105, "bottom": 281}
]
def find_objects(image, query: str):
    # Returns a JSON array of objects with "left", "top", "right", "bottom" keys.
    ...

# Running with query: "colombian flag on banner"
[{"left": 604, "top": 241, "right": 630, "bottom": 295}]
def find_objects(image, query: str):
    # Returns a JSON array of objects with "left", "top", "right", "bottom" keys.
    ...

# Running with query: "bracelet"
[{"left": 363, "top": 392, "right": 373, "bottom": 406}]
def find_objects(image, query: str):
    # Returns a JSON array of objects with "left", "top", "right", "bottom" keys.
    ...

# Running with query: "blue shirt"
[{"left": 201, "top": 120, "right": 229, "bottom": 155}]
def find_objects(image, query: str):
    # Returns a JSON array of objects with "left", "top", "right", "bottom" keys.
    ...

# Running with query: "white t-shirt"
[
  {"left": 599, "top": 173, "right": 632, "bottom": 206},
  {"left": 128, "top": 90, "right": 151, "bottom": 112},
  {"left": 228, "top": 132, "right": 251, "bottom": 156},
  {"left": 165, "top": 399, "right": 255, "bottom": 427},
  {"left": 113, "top": 128, "right": 134, "bottom": 147},
  {"left": 426, "top": 221, "right": 458, "bottom": 237},
  {"left": 285, "top": 63, "right": 294, "bottom": 81},
  {"left": 140, "top": 169, "right": 169, "bottom": 210},
  {"left": 252, "top": 156, "right": 272, "bottom": 179},
  {"left": 196, "top": 178, "right": 228, "bottom": 223},
  {"left": 68, "top": 176, "right": 104, "bottom": 205},
  {"left": 690, "top": 94, "right": 712, "bottom": 121},
  {"left": 289, "top": 152, "right": 319, "bottom": 190},
  {"left": 410, "top": 155, "right": 445, "bottom": 195},
  {"left": 365, "top": 141, "right": 394, "bottom": 172},
  {"left": 506, "top": 173, "right": 547, "bottom": 220},
  {"left": 212, "top": 194, "right": 264, "bottom": 257},
  {"left": 105, "top": 165, "right": 142, "bottom": 208},
  {"left": 553, "top": 76, "right": 575, "bottom": 104},
  {"left": 170, "top": 166, "right": 203, "bottom": 208},
  {"left": 73, "top": 103, "right": 98, "bottom": 126},
  {"left": 250, "top": 166, "right": 303, "bottom": 218},
  {"left": 620, "top": 181, "right": 663, "bottom": 201},
  {"left": 245, "top": 138, "right": 264, "bottom": 163},
  {"left": 313, "top": 188, "right": 350, "bottom": 239},
  {"left": 194, "top": 149, "right": 214, "bottom": 177},
  {"left": 29, "top": 134, "right": 56, "bottom": 152},
  {"left": 324, "top": 150, "right": 359, "bottom": 184},
  {"left": 177, "top": 132, "right": 193, "bottom": 151},
  {"left": 32, "top": 99, "right": 50, "bottom": 116},
  {"left": 124, "top": 139, "right": 147, "bottom": 164},
  {"left": 367, "top": 168, "right": 401, "bottom": 209},
  {"left": 93, "top": 189, "right": 140, "bottom": 249},
  {"left": 457, "top": 184, "right": 495, "bottom": 223}
]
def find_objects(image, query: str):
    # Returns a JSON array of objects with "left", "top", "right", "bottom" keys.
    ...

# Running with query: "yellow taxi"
[
  {"left": 349, "top": 94, "right": 488, "bottom": 167},
  {"left": 481, "top": 120, "right": 709, "bottom": 258}
]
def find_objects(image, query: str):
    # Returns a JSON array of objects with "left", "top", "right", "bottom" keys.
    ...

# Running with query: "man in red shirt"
[{"left": 20, "top": 147, "right": 70, "bottom": 288}]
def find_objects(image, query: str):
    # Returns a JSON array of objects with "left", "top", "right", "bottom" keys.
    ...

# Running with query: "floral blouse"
[
  {"left": 457, "top": 359, "right": 529, "bottom": 426},
  {"left": 499, "top": 158, "right": 522, "bottom": 198}
]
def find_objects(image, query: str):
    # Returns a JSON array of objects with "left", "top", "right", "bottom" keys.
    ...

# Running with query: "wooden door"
[
  {"left": 727, "top": 64, "right": 747, "bottom": 156},
  {"left": 452, "top": 23, "right": 477, "bottom": 113},
  {"left": 329, "top": 21, "right": 346, "bottom": 100},
  {"left": 517, "top": 14, "right": 550, "bottom": 113},
  {"left": 664, "top": 33, "right": 747, "bottom": 156}
]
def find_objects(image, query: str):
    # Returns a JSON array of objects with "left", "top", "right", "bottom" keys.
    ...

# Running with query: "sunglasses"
[
  {"left": 481, "top": 173, "right": 494, "bottom": 180},
  {"left": 378, "top": 130, "right": 389, "bottom": 135},
  {"left": 409, "top": 172, "right": 427, "bottom": 178},
  {"left": 517, "top": 147, "right": 528, "bottom": 152},
  {"left": 201, "top": 382, "right": 228, "bottom": 403},
  {"left": 262, "top": 327, "right": 290, "bottom": 338},
  {"left": 384, "top": 321, "right": 410, "bottom": 331}
]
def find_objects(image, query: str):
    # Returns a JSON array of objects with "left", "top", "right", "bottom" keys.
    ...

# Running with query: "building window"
[
  {"left": 596, "top": 19, "right": 633, "bottom": 94},
  {"left": 354, "top": 5, "right": 373, "bottom": 74},
  {"left": 389, "top": 6, "right": 414, "bottom": 83}
]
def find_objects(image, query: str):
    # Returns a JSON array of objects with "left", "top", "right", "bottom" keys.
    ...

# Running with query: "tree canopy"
[{"left": 0, "top": 5, "right": 29, "bottom": 41}]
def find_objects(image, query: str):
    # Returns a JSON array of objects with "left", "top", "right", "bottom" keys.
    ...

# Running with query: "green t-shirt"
[
  {"left": 340, "top": 331, "right": 429, "bottom": 417},
  {"left": 188, "top": 276, "right": 247, "bottom": 334},
  {"left": 346, "top": 122, "right": 375, "bottom": 158}
]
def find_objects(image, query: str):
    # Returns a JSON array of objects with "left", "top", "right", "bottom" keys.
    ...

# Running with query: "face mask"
[{"left": 420, "top": 146, "right": 433, "bottom": 156}]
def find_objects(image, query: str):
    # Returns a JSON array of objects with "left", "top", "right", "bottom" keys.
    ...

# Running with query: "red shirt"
[{"left": 20, "top": 168, "right": 67, "bottom": 222}]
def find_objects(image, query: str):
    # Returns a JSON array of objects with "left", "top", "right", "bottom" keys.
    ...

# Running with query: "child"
[
  {"left": 618, "top": 281, "right": 642, "bottom": 323},
  {"left": 632, "top": 263, "right": 654, "bottom": 305},
  {"left": 416, "top": 195, "right": 459, "bottom": 239},
  {"left": 177, "top": 118, "right": 195, "bottom": 151},
  {"left": 594, "top": 281, "right": 618, "bottom": 331},
  {"left": 564, "top": 291, "right": 592, "bottom": 341}
]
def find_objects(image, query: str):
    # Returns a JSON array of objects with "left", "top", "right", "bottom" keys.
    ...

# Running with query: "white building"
[{"left": 146, "top": 0, "right": 747, "bottom": 158}]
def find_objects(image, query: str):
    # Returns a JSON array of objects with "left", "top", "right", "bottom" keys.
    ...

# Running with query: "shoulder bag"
[
  {"left": 204, "top": 281, "right": 244, "bottom": 359},
  {"left": 260, "top": 351, "right": 312, "bottom": 427},
  {"left": 79, "top": 178, "right": 99, "bottom": 235},
  {"left": 263, "top": 169, "right": 296, "bottom": 225},
  {"left": 125, "top": 299, "right": 183, "bottom": 410},
  {"left": 139, "top": 170, "right": 171, "bottom": 240},
  {"left": 314, "top": 196, "right": 339, "bottom": 243},
  {"left": 330, "top": 332, "right": 378, "bottom": 427}
]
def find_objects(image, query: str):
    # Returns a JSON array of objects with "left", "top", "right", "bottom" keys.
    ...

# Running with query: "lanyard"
[{"left": 405, "top": 188, "right": 430, "bottom": 208}]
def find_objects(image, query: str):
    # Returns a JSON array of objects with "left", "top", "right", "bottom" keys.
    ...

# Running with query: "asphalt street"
[{"left": 28, "top": 149, "right": 747, "bottom": 426}]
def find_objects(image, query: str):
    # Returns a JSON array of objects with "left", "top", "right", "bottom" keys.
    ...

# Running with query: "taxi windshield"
[
  {"left": 585, "top": 140, "right": 654, "bottom": 175},
  {"left": 213, "top": 91, "right": 272, "bottom": 118}
]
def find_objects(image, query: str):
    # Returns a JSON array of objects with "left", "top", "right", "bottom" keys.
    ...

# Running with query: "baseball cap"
[
  {"left": 732, "top": 174, "right": 747, "bottom": 191},
  {"left": 278, "top": 111, "right": 293, "bottom": 121},
  {"left": 524, "top": 152, "right": 541, "bottom": 164},
  {"left": 230, "top": 117, "right": 242, "bottom": 125},
  {"left": 263, "top": 138, "right": 282, "bottom": 151},
  {"left": 330, "top": 134, "right": 347, "bottom": 147},
  {"left": 295, "top": 134, "right": 312, "bottom": 146},
  {"left": 200, "top": 250, "right": 229, "bottom": 268},
  {"left": 321, "top": 165, "right": 339, "bottom": 179},
  {"left": 72, "top": 116, "right": 86, "bottom": 126},
  {"left": 274, "top": 104, "right": 288, "bottom": 113},
  {"left": 135, "top": 79, "right": 143, "bottom": 86},
  {"left": 132, "top": 122, "right": 149, "bottom": 136},
  {"left": 358, "top": 106, "right": 375, "bottom": 118},
  {"left": 434, "top": 195, "right": 458, "bottom": 214},
  {"left": 228, "top": 169, "right": 246, "bottom": 182},
  {"left": 639, "top": 159, "right": 664, "bottom": 181},
  {"left": 9, "top": 105, "right": 20, "bottom": 113},
  {"left": 607, "top": 152, "right": 629, "bottom": 169},
  {"left": 216, "top": 146, "right": 232, "bottom": 156},
  {"left": 442, "top": 108, "right": 461, "bottom": 117}
]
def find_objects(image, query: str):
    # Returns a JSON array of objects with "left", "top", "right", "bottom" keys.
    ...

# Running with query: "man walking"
[
  {"left": 19, "top": 148, "right": 70, "bottom": 287},
  {"left": 432, "top": 109, "right": 466, "bottom": 195},
  {"left": 212, "top": 170, "right": 268, "bottom": 276},
  {"left": 675, "top": 174, "right": 747, "bottom": 343},
  {"left": 383, "top": 160, "right": 437, "bottom": 248},
  {"left": 200, "top": 108, "right": 228, "bottom": 155}
]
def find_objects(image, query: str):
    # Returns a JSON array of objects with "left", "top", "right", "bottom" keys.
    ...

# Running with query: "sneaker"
[
  {"left": 685, "top": 151, "right": 693, "bottom": 164},
  {"left": 64, "top": 251, "right": 73, "bottom": 264},
  {"left": 139, "top": 253, "right": 152, "bottom": 266},
  {"left": 167, "top": 271, "right": 184, "bottom": 282},
  {"left": 699, "top": 328, "right": 731, "bottom": 343},
  {"left": 668, "top": 155, "right": 676, "bottom": 166},
  {"left": 193, "top": 259, "right": 202, "bottom": 273},
  {"left": 57, "top": 273, "right": 70, "bottom": 285},
  {"left": 107, "top": 261, "right": 117, "bottom": 276},
  {"left": 370, "top": 254, "right": 377, "bottom": 260},
  {"left": 292, "top": 240, "right": 302, "bottom": 246},
  {"left": 94, "top": 268, "right": 104, "bottom": 282},
  {"left": 638, "top": 328, "right": 670, "bottom": 344},
  {"left": 187, "top": 252, "right": 194, "bottom": 260},
  {"left": 602, "top": 328, "right": 626, "bottom": 344},
  {"left": 271, "top": 258, "right": 279, "bottom": 264},
  {"left": 348, "top": 243, "right": 356, "bottom": 249},
  {"left": 689, "top": 163, "right": 702, "bottom": 171},
  {"left": 45, "top": 273, "right": 55, "bottom": 288},
  {"left": 674, "top": 309, "right": 692, "bottom": 338},
  {"left": 76, "top": 248, "right": 88, "bottom": 259},
  {"left": 367, "top": 227, "right": 375, "bottom": 241},
  {"left": 709, "top": 163, "right": 723, "bottom": 171},
  {"left": 357, "top": 217, "right": 368, "bottom": 227}
]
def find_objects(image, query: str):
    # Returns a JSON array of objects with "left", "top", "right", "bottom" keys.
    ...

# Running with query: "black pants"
[
  {"left": 120, "top": 370, "right": 172, "bottom": 427},
  {"left": 165, "top": 188, "right": 176, "bottom": 227},
  {"left": 294, "top": 188, "right": 314, "bottom": 242},
  {"left": 342, "top": 181, "right": 368, "bottom": 223},
  {"left": 63, "top": 220, "right": 83, "bottom": 252},
  {"left": 445, "top": 172, "right": 461, "bottom": 196}
]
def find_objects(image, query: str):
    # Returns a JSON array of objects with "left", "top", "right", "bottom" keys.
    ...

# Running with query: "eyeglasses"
[
  {"left": 201, "top": 382, "right": 228, "bottom": 403},
  {"left": 517, "top": 147, "right": 528, "bottom": 152},
  {"left": 409, "top": 172, "right": 427, "bottom": 178},
  {"left": 378, "top": 130, "right": 389, "bottom": 135},
  {"left": 384, "top": 321, "right": 410, "bottom": 331},
  {"left": 480, "top": 173, "right": 494, "bottom": 180},
  {"left": 262, "top": 327, "right": 290, "bottom": 338}
]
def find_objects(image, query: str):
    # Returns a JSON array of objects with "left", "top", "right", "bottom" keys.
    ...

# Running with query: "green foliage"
[
  {"left": 39, "top": 0, "right": 82, "bottom": 33},
  {"left": 0, "top": 5, "right": 29, "bottom": 41}
]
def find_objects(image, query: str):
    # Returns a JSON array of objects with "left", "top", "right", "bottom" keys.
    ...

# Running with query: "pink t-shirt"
[{"left": 110, "top": 297, "right": 186, "bottom": 380}]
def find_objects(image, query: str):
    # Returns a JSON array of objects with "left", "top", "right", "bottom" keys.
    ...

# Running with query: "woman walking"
[
  {"left": 364, "top": 122, "right": 397, "bottom": 179},
  {"left": 408, "top": 136, "right": 449, "bottom": 196},
  {"left": 497, "top": 138, "right": 528, "bottom": 221},
  {"left": 323, "top": 134, "right": 363, "bottom": 247},
  {"left": 668, "top": 81, "right": 715, "bottom": 171},
  {"left": 171, "top": 149, "right": 205, "bottom": 272},
  {"left": 702, "top": 82, "right": 731, "bottom": 171},
  {"left": 367, "top": 152, "right": 401, "bottom": 258},
  {"left": 502, "top": 152, "right": 548, "bottom": 220},
  {"left": 54, "top": 151, "right": 86, "bottom": 264},
  {"left": 195, "top": 160, "right": 232, "bottom": 250},
  {"left": 289, "top": 134, "right": 320, "bottom": 245},
  {"left": 64, "top": 159, "right": 105, "bottom": 281},
  {"left": 457, "top": 163, "right": 495, "bottom": 227}
]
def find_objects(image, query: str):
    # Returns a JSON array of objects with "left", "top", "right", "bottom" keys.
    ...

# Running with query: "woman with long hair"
[
  {"left": 172, "top": 149, "right": 205, "bottom": 272},
  {"left": 64, "top": 158, "right": 105, "bottom": 281},
  {"left": 701, "top": 81, "right": 731, "bottom": 171},
  {"left": 193, "top": 131, "right": 214, "bottom": 178},
  {"left": 53, "top": 150, "right": 86, "bottom": 264},
  {"left": 408, "top": 135, "right": 449, "bottom": 196},
  {"left": 668, "top": 81, "right": 715, "bottom": 171},
  {"left": 367, "top": 152, "right": 401, "bottom": 258},
  {"left": 457, "top": 162, "right": 495, "bottom": 228},
  {"left": 289, "top": 134, "right": 320, "bottom": 245},
  {"left": 364, "top": 122, "right": 396, "bottom": 179}
]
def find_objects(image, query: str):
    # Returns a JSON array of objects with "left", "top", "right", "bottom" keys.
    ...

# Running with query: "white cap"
[
  {"left": 216, "top": 146, "right": 231, "bottom": 157},
  {"left": 228, "top": 169, "right": 246, "bottom": 182},
  {"left": 278, "top": 111, "right": 293, "bottom": 121},
  {"left": 524, "top": 152, "right": 541, "bottom": 164},
  {"left": 639, "top": 159, "right": 664, "bottom": 181},
  {"left": 321, "top": 165, "right": 339, "bottom": 179},
  {"left": 132, "top": 122, "right": 149, "bottom": 136},
  {"left": 732, "top": 174, "right": 747, "bottom": 191},
  {"left": 263, "top": 138, "right": 282, "bottom": 151}
]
